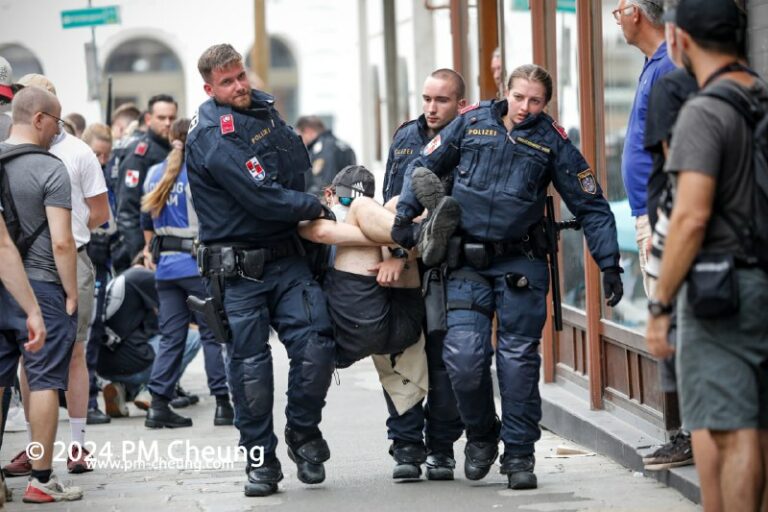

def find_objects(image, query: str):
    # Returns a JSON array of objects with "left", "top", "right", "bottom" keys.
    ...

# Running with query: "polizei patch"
[
  {"left": 577, "top": 169, "right": 596, "bottom": 194},
  {"left": 246, "top": 157, "right": 265, "bottom": 182}
]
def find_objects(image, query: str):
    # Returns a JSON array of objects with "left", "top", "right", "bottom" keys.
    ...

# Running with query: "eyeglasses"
[
  {"left": 611, "top": 4, "right": 635, "bottom": 21},
  {"left": 39, "top": 111, "right": 66, "bottom": 131}
]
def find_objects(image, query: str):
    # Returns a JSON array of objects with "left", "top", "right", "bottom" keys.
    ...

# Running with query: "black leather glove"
[
  {"left": 391, "top": 216, "right": 416, "bottom": 249},
  {"left": 602, "top": 266, "right": 624, "bottom": 307},
  {"left": 318, "top": 204, "right": 336, "bottom": 222}
]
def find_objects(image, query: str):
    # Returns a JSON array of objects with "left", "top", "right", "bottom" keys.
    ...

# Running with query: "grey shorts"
[
  {"left": 676, "top": 268, "right": 768, "bottom": 431},
  {"left": 76, "top": 249, "right": 95, "bottom": 342}
]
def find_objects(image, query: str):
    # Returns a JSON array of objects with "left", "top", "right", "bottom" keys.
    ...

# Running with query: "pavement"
[{"left": 2, "top": 336, "right": 700, "bottom": 511}]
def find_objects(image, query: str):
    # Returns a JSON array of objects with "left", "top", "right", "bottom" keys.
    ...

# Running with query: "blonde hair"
[
  {"left": 141, "top": 118, "right": 191, "bottom": 217},
  {"left": 82, "top": 123, "right": 112, "bottom": 145},
  {"left": 506, "top": 64, "right": 553, "bottom": 104}
]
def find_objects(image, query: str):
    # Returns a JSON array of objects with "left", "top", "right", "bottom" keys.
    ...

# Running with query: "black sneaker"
[
  {"left": 417, "top": 196, "right": 461, "bottom": 267},
  {"left": 86, "top": 407, "right": 111, "bottom": 425},
  {"left": 425, "top": 453, "right": 455, "bottom": 481},
  {"left": 643, "top": 430, "right": 693, "bottom": 471},
  {"left": 500, "top": 453, "right": 537, "bottom": 489},
  {"left": 411, "top": 167, "right": 445, "bottom": 212},
  {"left": 389, "top": 440, "right": 426, "bottom": 481}
]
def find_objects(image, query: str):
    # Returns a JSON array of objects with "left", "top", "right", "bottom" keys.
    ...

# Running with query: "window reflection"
[{"left": 601, "top": 0, "right": 647, "bottom": 330}]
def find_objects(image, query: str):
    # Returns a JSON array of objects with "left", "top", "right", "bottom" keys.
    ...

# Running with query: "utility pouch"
[
  {"left": 686, "top": 253, "right": 739, "bottom": 318},
  {"left": 220, "top": 247, "right": 237, "bottom": 277},
  {"left": 187, "top": 296, "right": 231, "bottom": 343},
  {"left": 196, "top": 246, "right": 210, "bottom": 275},
  {"left": 463, "top": 242, "right": 491, "bottom": 270},
  {"left": 422, "top": 267, "right": 447, "bottom": 338},
  {"left": 149, "top": 235, "right": 161, "bottom": 263},
  {"left": 240, "top": 249, "right": 266, "bottom": 280},
  {"left": 446, "top": 236, "right": 463, "bottom": 270}
]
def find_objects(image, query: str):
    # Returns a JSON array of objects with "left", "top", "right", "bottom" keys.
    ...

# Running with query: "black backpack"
[
  {"left": 0, "top": 144, "right": 55, "bottom": 257},
  {"left": 700, "top": 82, "right": 768, "bottom": 269}
]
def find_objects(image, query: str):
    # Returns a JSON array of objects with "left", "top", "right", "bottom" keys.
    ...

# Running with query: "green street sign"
[
  {"left": 511, "top": 0, "right": 577, "bottom": 13},
  {"left": 61, "top": 6, "right": 121, "bottom": 29}
]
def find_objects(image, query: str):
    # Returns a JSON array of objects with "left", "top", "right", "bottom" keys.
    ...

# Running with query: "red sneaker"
[
  {"left": 3, "top": 449, "right": 31, "bottom": 477},
  {"left": 23, "top": 473, "right": 83, "bottom": 503},
  {"left": 67, "top": 447, "right": 94, "bottom": 474}
]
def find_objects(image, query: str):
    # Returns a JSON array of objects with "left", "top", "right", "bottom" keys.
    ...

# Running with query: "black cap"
[
  {"left": 664, "top": 0, "right": 745, "bottom": 42},
  {"left": 331, "top": 165, "right": 375, "bottom": 199}
]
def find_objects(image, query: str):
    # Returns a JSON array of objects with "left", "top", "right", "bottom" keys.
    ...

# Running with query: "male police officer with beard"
[
  {"left": 392, "top": 64, "right": 622, "bottom": 490},
  {"left": 186, "top": 44, "right": 335, "bottom": 498}
]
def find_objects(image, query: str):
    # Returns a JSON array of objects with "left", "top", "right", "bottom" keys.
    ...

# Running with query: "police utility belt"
[
  {"left": 445, "top": 231, "right": 546, "bottom": 271},
  {"left": 149, "top": 235, "right": 197, "bottom": 262},
  {"left": 197, "top": 238, "right": 304, "bottom": 281}
]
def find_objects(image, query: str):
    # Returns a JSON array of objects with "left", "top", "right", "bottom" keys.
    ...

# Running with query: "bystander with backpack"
[
  {"left": 645, "top": 1, "right": 768, "bottom": 510},
  {"left": 0, "top": 86, "right": 83, "bottom": 502}
]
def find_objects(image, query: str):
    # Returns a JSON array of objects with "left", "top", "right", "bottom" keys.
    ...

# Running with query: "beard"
[{"left": 681, "top": 50, "right": 695, "bottom": 77}]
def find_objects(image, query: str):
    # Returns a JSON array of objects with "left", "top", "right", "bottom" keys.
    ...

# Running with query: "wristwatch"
[{"left": 647, "top": 299, "right": 673, "bottom": 318}]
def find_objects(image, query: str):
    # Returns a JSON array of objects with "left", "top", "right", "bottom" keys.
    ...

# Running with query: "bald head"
[{"left": 12, "top": 86, "right": 60, "bottom": 125}]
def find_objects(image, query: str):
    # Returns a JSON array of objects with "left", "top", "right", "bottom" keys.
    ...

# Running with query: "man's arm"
[
  {"left": 47, "top": 206, "right": 78, "bottom": 314},
  {"left": 298, "top": 219, "right": 380, "bottom": 247},
  {"left": 85, "top": 192, "right": 109, "bottom": 229},
  {"left": 0, "top": 218, "right": 46, "bottom": 352}
]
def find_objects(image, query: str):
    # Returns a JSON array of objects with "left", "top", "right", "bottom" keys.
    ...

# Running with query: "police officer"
[
  {"left": 186, "top": 44, "right": 336, "bottom": 498},
  {"left": 381, "top": 69, "right": 467, "bottom": 481},
  {"left": 140, "top": 118, "right": 232, "bottom": 429},
  {"left": 295, "top": 115, "right": 356, "bottom": 197},
  {"left": 112, "top": 95, "right": 177, "bottom": 272},
  {"left": 391, "top": 64, "right": 623, "bottom": 489}
]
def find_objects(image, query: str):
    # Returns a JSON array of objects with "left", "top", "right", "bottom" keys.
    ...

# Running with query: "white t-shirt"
[{"left": 50, "top": 132, "right": 108, "bottom": 248}]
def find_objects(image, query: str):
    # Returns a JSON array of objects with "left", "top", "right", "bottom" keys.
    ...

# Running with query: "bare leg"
[
  {"left": 19, "top": 362, "right": 30, "bottom": 419},
  {"left": 760, "top": 430, "right": 768, "bottom": 512},
  {"left": 711, "top": 429, "right": 762, "bottom": 511},
  {"left": 692, "top": 429, "right": 723, "bottom": 512},
  {"left": 27, "top": 389, "right": 58, "bottom": 471},
  {"left": 65, "top": 341, "right": 89, "bottom": 421},
  {"left": 345, "top": 197, "right": 396, "bottom": 244}
]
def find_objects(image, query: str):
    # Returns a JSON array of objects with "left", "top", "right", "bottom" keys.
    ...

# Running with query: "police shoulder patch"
[
  {"left": 134, "top": 141, "right": 148, "bottom": 156},
  {"left": 459, "top": 102, "right": 479, "bottom": 115},
  {"left": 125, "top": 169, "right": 140, "bottom": 188},
  {"left": 577, "top": 169, "right": 597, "bottom": 194},
  {"left": 220, "top": 114, "right": 235, "bottom": 135},
  {"left": 245, "top": 157, "right": 266, "bottom": 182},
  {"left": 312, "top": 158, "right": 325, "bottom": 175},
  {"left": 552, "top": 120, "right": 568, "bottom": 140}
]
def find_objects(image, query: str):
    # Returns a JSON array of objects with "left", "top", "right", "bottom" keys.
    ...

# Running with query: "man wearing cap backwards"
[
  {"left": 0, "top": 56, "right": 15, "bottom": 141},
  {"left": 645, "top": 1, "right": 768, "bottom": 509}
]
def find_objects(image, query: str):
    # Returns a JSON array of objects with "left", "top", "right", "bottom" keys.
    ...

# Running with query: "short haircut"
[
  {"left": 11, "top": 86, "right": 60, "bottom": 124},
  {"left": 430, "top": 68, "right": 466, "bottom": 99},
  {"left": 112, "top": 102, "right": 141, "bottom": 122},
  {"left": 295, "top": 115, "right": 326, "bottom": 132},
  {"left": 82, "top": 123, "right": 112, "bottom": 145},
  {"left": 492, "top": 47, "right": 501, "bottom": 59},
  {"left": 64, "top": 112, "right": 86, "bottom": 134},
  {"left": 507, "top": 64, "right": 554, "bottom": 104},
  {"left": 630, "top": 0, "right": 664, "bottom": 26},
  {"left": 198, "top": 44, "right": 243, "bottom": 83},
  {"left": 147, "top": 94, "right": 177, "bottom": 114},
  {"left": 16, "top": 73, "right": 57, "bottom": 96}
]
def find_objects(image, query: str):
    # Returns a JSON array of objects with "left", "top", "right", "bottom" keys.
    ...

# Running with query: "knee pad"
[
  {"left": 231, "top": 352, "right": 274, "bottom": 418},
  {"left": 443, "top": 331, "right": 489, "bottom": 393},
  {"left": 298, "top": 336, "right": 335, "bottom": 396}
]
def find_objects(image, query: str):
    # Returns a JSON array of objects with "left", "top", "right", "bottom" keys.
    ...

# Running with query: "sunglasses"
[{"left": 339, "top": 197, "right": 354, "bottom": 207}]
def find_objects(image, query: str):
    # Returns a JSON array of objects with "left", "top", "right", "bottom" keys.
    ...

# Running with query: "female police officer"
[
  {"left": 391, "top": 64, "right": 623, "bottom": 490},
  {"left": 139, "top": 118, "right": 231, "bottom": 429}
]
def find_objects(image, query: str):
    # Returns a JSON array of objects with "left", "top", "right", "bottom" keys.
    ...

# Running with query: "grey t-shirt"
[
  {"left": 0, "top": 142, "right": 71, "bottom": 283},
  {"left": 0, "top": 114, "right": 11, "bottom": 143},
  {"left": 665, "top": 79, "right": 767, "bottom": 257}
]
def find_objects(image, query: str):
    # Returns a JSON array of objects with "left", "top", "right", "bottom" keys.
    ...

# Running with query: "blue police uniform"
[
  {"left": 142, "top": 161, "right": 229, "bottom": 402},
  {"left": 382, "top": 114, "right": 464, "bottom": 469},
  {"left": 396, "top": 99, "right": 620, "bottom": 476},
  {"left": 186, "top": 90, "right": 335, "bottom": 484}
]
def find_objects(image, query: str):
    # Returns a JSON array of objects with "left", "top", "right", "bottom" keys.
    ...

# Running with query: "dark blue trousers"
[
  {"left": 443, "top": 255, "right": 548, "bottom": 456},
  {"left": 218, "top": 256, "right": 335, "bottom": 462},
  {"left": 147, "top": 276, "right": 228, "bottom": 399}
]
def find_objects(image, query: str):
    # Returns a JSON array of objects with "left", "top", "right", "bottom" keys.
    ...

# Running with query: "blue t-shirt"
[
  {"left": 621, "top": 42, "right": 676, "bottom": 217},
  {"left": 143, "top": 161, "right": 200, "bottom": 281}
]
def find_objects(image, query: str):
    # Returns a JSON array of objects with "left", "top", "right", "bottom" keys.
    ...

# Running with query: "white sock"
[
  {"left": 26, "top": 422, "right": 32, "bottom": 445},
  {"left": 69, "top": 417, "right": 86, "bottom": 447}
]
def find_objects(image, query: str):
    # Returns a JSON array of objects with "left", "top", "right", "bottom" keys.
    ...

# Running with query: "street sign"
[
  {"left": 61, "top": 6, "right": 121, "bottom": 29},
  {"left": 511, "top": 0, "right": 577, "bottom": 13}
]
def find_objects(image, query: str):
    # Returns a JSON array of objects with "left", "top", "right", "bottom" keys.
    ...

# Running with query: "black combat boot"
[
  {"left": 285, "top": 427, "right": 330, "bottom": 485},
  {"left": 245, "top": 456, "right": 283, "bottom": 497},
  {"left": 500, "top": 453, "right": 537, "bottom": 489},
  {"left": 170, "top": 384, "right": 199, "bottom": 408},
  {"left": 145, "top": 395, "right": 192, "bottom": 428},
  {"left": 389, "top": 440, "right": 427, "bottom": 480},
  {"left": 425, "top": 452, "right": 455, "bottom": 481},
  {"left": 213, "top": 395, "right": 234, "bottom": 426},
  {"left": 463, "top": 418, "right": 500, "bottom": 481}
]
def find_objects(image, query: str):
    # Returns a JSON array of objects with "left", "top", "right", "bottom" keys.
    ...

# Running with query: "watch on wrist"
[
  {"left": 648, "top": 299, "right": 673, "bottom": 318},
  {"left": 388, "top": 247, "right": 409, "bottom": 259}
]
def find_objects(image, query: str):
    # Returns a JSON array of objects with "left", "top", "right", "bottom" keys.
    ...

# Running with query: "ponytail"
[{"left": 141, "top": 118, "right": 191, "bottom": 217}]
